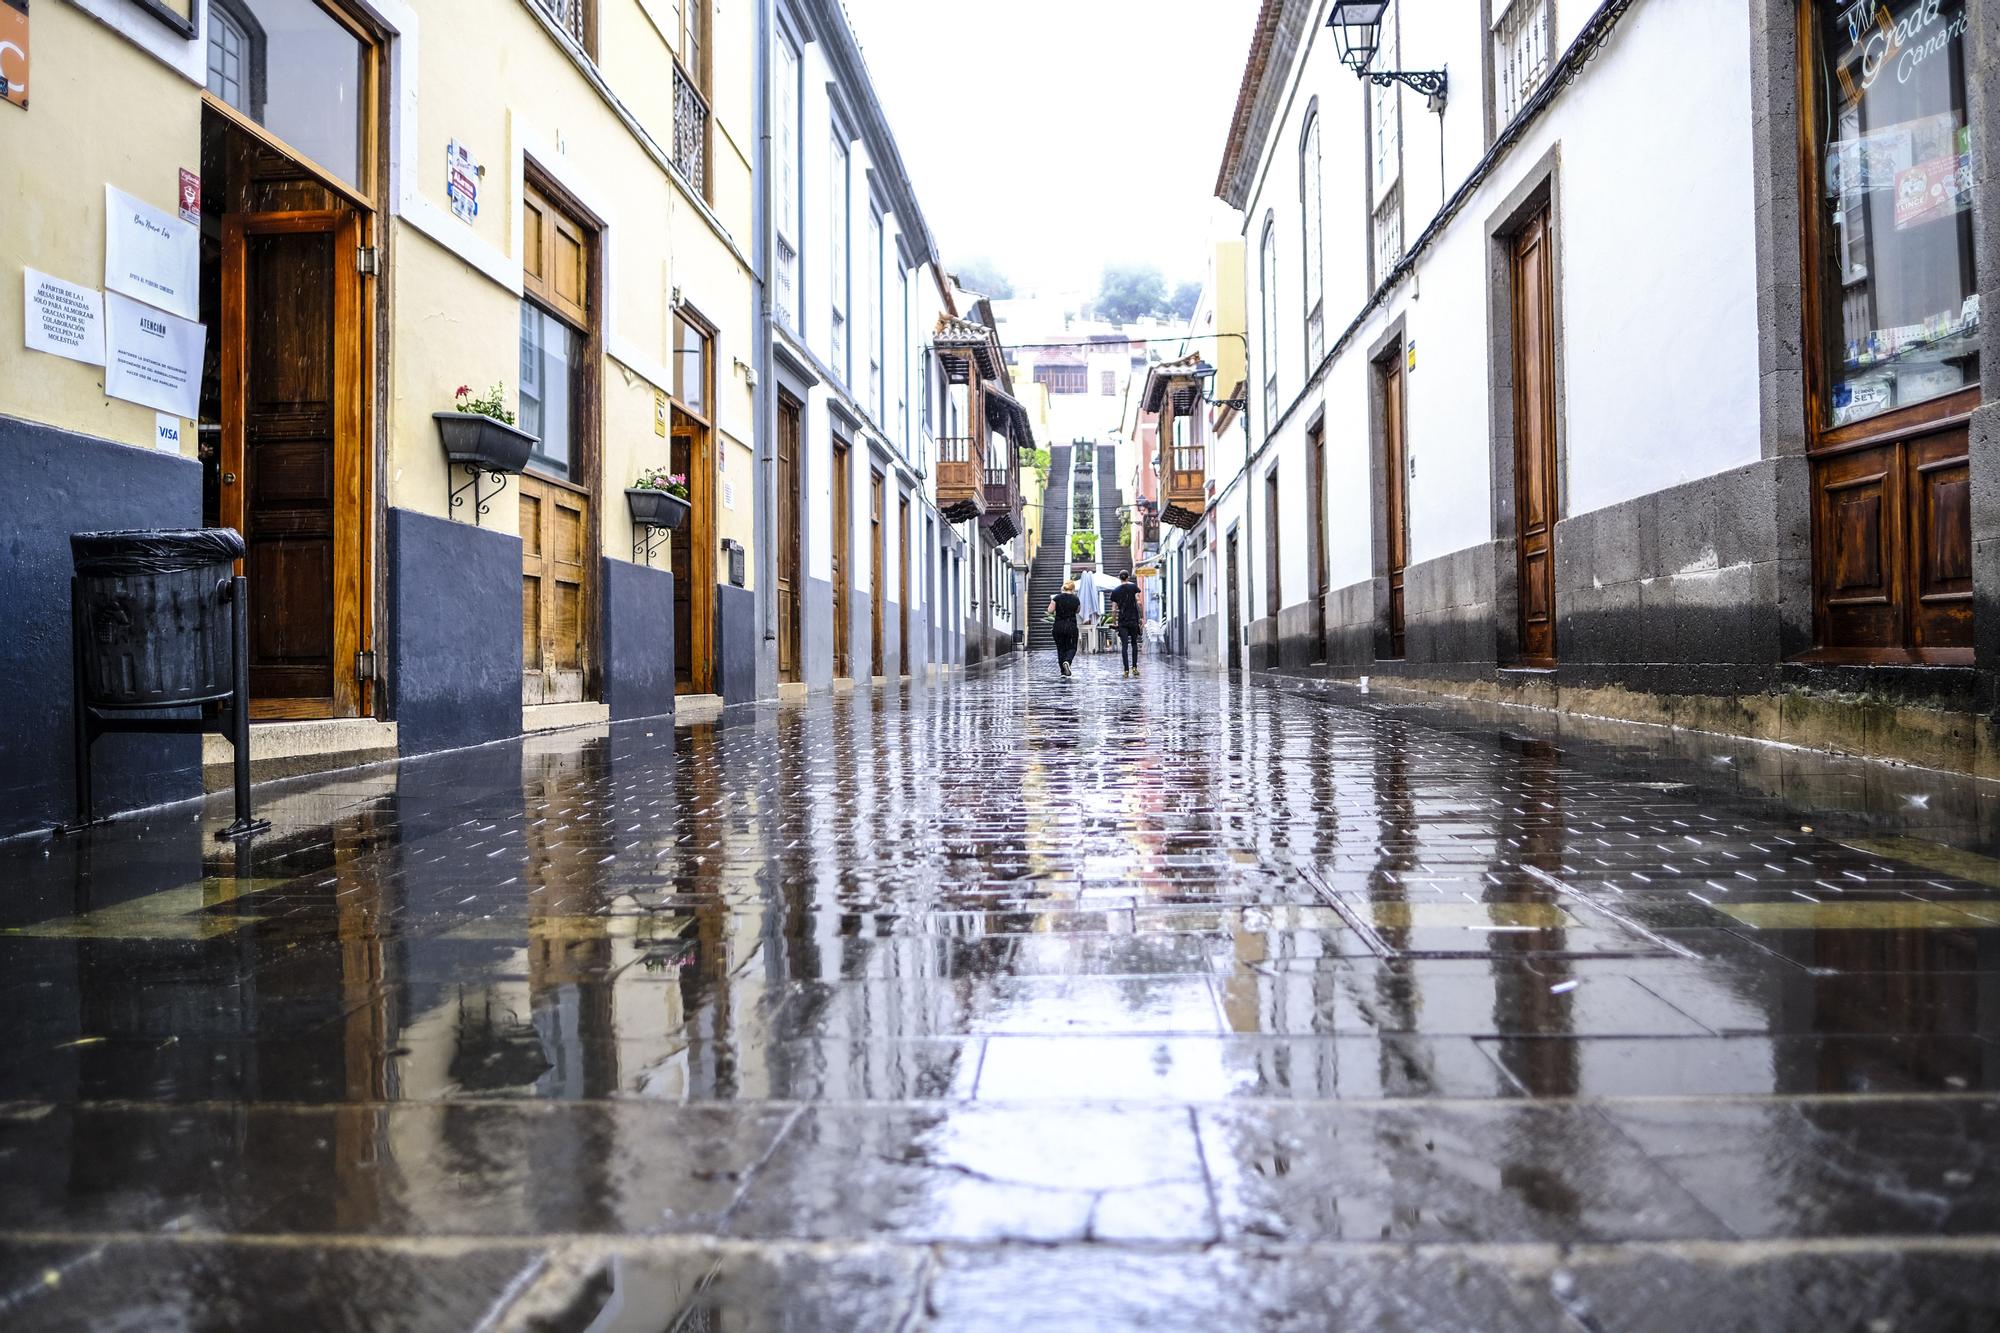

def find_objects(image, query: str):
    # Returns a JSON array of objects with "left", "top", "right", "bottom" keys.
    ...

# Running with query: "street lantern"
[
  {"left": 1327, "top": 0, "right": 1390, "bottom": 73},
  {"left": 1326, "top": 0, "right": 1448, "bottom": 110}
]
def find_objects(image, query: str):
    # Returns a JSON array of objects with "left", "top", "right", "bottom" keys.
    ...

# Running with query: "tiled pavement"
[{"left": 2, "top": 654, "right": 1998, "bottom": 1329}]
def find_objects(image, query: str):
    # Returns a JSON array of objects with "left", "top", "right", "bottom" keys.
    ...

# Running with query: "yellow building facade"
[{"left": 0, "top": 0, "right": 756, "bottom": 837}]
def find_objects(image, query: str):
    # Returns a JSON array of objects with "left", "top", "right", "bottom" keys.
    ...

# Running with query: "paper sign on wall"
[
  {"left": 104, "top": 291, "right": 204, "bottom": 418},
  {"left": 177, "top": 168, "right": 200, "bottom": 225},
  {"left": 104, "top": 184, "right": 198, "bottom": 321},
  {"left": 654, "top": 390, "right": 668, "bottom": 436},
  {"left": 24, "top": 267, "right": 105, "bottom": 365},
  {"left": 154, "top": 413, "right": 184, "bottom": 454}
]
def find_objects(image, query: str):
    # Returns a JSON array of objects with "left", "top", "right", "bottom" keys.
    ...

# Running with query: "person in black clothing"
[
  {"left": 1108, "top": 573, "right": 1144, "bottom": 676},
  {"left": 1048, "top": 580, "right": 1082, "bottom": 677}
]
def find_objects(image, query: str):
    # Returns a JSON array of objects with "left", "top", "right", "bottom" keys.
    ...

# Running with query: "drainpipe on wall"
[{"left": 753, "top": 0, "right": 776, "bottom": 695}]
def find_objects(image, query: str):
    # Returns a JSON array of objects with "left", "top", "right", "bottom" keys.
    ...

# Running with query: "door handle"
[{"left": 223, "top": 472, "right": 238, "bottom": 485}]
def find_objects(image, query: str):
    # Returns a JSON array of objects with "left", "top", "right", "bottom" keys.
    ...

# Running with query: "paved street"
[{"left": 3, "top": 654, "right": 1999, "bottom": 1330}]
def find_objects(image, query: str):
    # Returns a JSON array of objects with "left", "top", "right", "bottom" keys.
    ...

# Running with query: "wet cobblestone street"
[{"left": 4, "top": 655, "right": 2000, "bottom": 1330}]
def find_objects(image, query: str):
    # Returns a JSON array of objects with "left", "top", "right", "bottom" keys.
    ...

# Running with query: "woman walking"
[{"left": 1048, "top": 580, "right": 1082, "bottom": 677}]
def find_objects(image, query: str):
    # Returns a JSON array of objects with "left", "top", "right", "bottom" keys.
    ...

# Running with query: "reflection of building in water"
[{"left": 1488, "top": 735, "right": 1578, "bottom": 1100}]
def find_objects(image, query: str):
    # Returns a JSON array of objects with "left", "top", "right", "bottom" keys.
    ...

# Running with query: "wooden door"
[
  {"left": 870, "top": 469, "right": 885, "bottom": 677},
  {"left": 1307, "top": 423, "right": 1327, "bottom": 661},
  {"left": 776, "top": 395, "right": 802, "bottom": 683},
  {"left": 898, "top": 494, "right": 911, "bottom": 675},
  {"left": 1265, "top": 470, "right": 1282, "bottom": 621},
  {"left": 1381, "top": 355, "right": 1408, "bottom": 659},
  {"left": 220, "top": 209, "right": 364, "bottom": 719},
  {"left": 1511, "top": 208, "right": 1559, "bottom": 663},
  {"left": 670, "top": 414, "right": 714, "bottom": 694},
  {"left": 831, "top": 440, "right": 851, "bottom": 679},
  {"left": 520, "top": 476, "right": 590, "bottom": 705},
  {"left": 1812, "top": 422, "right": 1971, "bottom": 657},
  {"left": 1225, "top": 531, "right": 1242, "bottom": 669}
]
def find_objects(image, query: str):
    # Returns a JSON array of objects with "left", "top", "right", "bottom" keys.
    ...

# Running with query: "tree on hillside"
[
  {"left": 1095, "top": 264, "right": 1168, "bottom": 325},
  {"left": 1169, "top": 280, "right": 1202, "bottom": 320},
  {"left": 954, "top": 257, "right": 1015, "bottom": 299}
]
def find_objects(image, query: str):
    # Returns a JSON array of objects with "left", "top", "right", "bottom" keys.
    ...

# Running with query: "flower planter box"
[
  {"left": 626, "top": 487, "right": 691, "bottom": 530},
  {"left": 434, "top": 411, "right": 536, "bottom": 474}
]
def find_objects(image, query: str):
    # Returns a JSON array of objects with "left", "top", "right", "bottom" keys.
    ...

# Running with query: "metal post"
[
  {"left": 218, "top": 574, "right": 269, "bottom": 840},
  {"left": 70, "top": 577, "right": 93, "bottom": 827}
]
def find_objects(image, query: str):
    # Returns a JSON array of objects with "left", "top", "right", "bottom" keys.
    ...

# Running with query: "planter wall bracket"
[
  {"left": 451, "top": 465, "right": 512, "bottom": 527},
  {"left": 633, "top": 522, "right": 670, "bottom": 566}
]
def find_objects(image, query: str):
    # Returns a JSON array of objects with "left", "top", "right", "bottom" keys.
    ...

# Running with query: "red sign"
[{"left": 177, "top": 168, "right": 200, "bottom": 226}]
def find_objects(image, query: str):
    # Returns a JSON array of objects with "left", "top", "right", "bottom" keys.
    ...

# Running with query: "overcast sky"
[{"left": 841, "top": 0, "right": 1257, "bottom": 297}]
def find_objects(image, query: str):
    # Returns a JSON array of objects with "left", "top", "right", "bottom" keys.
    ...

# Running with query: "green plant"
[
  {"left": 1118, "top": 515, "right": 1132, "bottom": 549},
  {"left": 633, "top": 467, "right": 690, "bottom": 499},
  {"left": 1026, "top": 447, "right": 1051, "bottom": 489},
  {"left": 1071, "top": 530, "right": 1098, "bottom": 561},
  {"left": 453, "top": 382, "right": 516, "bottom": 426}
]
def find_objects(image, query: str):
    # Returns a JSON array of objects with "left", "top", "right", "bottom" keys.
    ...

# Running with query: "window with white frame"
[
  {"left": 896, "top": 266, "right": 910, "bottom": 453},
  {"left": 1300, "top": 108, "right": 1324, "bottom": 364},
  {"left": 830, "top": 127, "right": 850, "bottom": 379},
  {"left": 1259, "top": 212, "right": 1278, "bottom": 424},
  {"left": 1492, "top": 0, "right": 1553, "bottom": 129},
  {"left": 773, "top": 30, "right": 800, "bottom": 328},
  {"left": 867, "top": 207, "right": 884, "bottom": 421},
  {"left": 1369, "top": 0, "right": 1403, "bottom": 285}
]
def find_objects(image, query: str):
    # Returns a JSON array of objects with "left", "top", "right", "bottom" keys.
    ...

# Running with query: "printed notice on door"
[
  {"left": 104, "top": 184, "right": 198, "bottom": 321},
  {"left": 24, "top": 268, "right": 105, "bottom": 365},
  {"left": 104, "top": 291, "right": 204, "bottom": 418}
]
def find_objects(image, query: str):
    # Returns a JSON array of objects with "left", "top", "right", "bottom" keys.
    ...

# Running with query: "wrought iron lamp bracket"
[
  {"left": 451, "top": 464, "right": 511, "bottom": 527},
  {"left": 1365, "top": 68, "right": 1447, "bottom": 104},
  {"left": 633, "top": 522, "right": 671, "bottom": 566}
]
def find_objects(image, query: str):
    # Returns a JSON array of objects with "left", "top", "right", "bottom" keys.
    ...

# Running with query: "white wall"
[{"left": 1234, "top": 0, "right": 1763, "bottom": 607}]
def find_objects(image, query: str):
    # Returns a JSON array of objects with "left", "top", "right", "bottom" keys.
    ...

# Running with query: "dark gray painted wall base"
[
  {"left": 0, "top": 416, "right": 204, "bottom": 840},
  {"left": 1267, "top": 457, "right": 1983, "bottom": 712},
  {"left": 714, "top": 582, "right": 757, "bottom": 704},
  {"left": 805, "top": 576, "right": 834, "bottom": 688},
  {"left": 604, "top": 559, "right": 675, "bottom": 721},
  {"left": 388, "top": 507, "right": 522, "bottom": 757}
]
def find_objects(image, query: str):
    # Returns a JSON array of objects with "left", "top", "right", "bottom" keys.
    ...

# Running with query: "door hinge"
[
  {"left": 356, "top": 246, "right": 379, "bottom": 275},
  {"left": 355, "top": 649, "right": 377, "bottom": 682}
]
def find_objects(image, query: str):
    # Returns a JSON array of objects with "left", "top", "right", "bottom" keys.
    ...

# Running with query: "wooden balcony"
[
  {"left": 1144, "top": 362, "right": 1208, "bottom": 529},
  {"left": 938, "top": 433, "right": 986, "bottom": 522}
]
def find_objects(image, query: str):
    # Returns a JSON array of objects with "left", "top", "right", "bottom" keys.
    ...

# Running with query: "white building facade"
[
  {"left": 1205, "top": 0, "right": 2000, "bottom": 768},
  {"left": 758, "top": 0, "right": 964, "bottom": 691}
]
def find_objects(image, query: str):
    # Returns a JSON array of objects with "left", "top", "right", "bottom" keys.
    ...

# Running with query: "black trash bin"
[
  {"left": 70, "top": 528, "right": 244, "bottom": 709},
  {"left": 65, "top": 528, "right": 268, "bottom": 840}
]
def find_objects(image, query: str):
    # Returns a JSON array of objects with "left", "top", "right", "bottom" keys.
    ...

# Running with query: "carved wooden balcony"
[{"left": 938, "top": 433, "right": 986, "bottom": 522}]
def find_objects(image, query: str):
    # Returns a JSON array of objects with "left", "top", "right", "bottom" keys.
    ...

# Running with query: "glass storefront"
[{"left": 1811, "top": 0, "right": 1979, "bottom": 430}]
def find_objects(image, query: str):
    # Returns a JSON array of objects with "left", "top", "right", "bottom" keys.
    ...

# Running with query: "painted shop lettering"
[{"left": 1857, "top": 0, "right": 1966, "bottom": 90}]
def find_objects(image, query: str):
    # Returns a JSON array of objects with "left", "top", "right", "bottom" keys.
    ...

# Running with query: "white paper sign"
[
  {"left": 155, "top": 413, "right": 185, "bottom": 454},
  {"left": 104, "top": 184, "right": 199, "bottom": 321},
  {"left": 23, "top": 268, "right": 106, "bottom": 365},
  {"left": 104, "top": 292, "right": 205, "bottom": 418}
]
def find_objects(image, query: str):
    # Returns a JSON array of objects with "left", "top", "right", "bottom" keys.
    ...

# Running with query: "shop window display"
[{"left": 1813, "top": 0, "right": 1978, "bottom": 429}]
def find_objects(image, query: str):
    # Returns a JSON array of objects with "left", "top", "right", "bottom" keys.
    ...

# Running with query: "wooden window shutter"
[{"left": 523, "top": 182, "right": 589, "bottom": 328}]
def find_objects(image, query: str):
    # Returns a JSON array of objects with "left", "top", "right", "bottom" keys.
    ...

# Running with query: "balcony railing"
[
  {"left": 939, "top": 434, "right": 977, "bottom": 464},
  {"left": 536, "top": 0, "right": 589, "bottom": 48},
  {"left": 673, "top": 62, "right": 708, "bottom": 195}
]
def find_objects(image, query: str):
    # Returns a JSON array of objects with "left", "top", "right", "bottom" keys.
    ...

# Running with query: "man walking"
[{"left": 1109, "top": 571, "right": 1144, "bottom": 678}]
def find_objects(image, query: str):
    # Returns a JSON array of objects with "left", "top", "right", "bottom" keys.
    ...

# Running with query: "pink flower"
[{"left": 455, "top": 384, "right": 470, "bottom": 397}]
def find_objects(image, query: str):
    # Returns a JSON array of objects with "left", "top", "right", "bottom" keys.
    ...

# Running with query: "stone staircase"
[{"left": 1026, "top": 444, "right": 1072, "bottom": 650}]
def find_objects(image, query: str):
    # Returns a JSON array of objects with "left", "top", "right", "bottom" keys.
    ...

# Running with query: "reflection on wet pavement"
[{"left": 2, "top": 655, "right": 1998, "bottom": 1328}]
